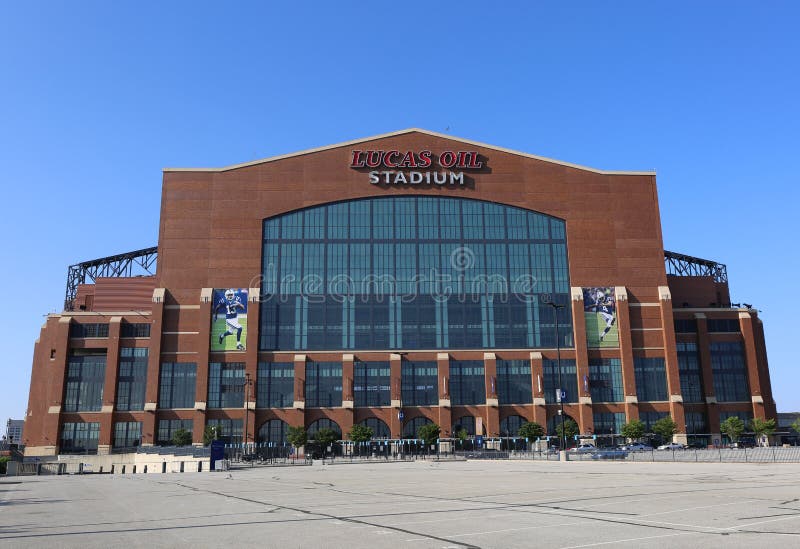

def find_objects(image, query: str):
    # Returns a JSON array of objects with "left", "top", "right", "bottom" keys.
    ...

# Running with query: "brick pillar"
[
  {"left": 340, "top": 353, "right": 355, "bottom": 436},
  {"left": 530, "top": 352, "right": 546, "bottom": 426},
  {"left": 571, "top": 288, "right": 593, "bottom": 435},
  {"left": 437, "top": 353, "right": 451, "bottom": 435},
  {"left": 658, "top": 286, "right": 686, "bottom": 442},
  {"left": 142, "top": 288, "right": 165, "bottom": 446},
  {"left": 389, "top": 353, "right": 403, "bottom": 437},
  {"left": 244, "top": 288, "right": 260, "bottom": 445},
  {"left": 293, "top": 354, "right": 306, "bottom": 421},
  {"left": 739, "top": 311, "right": 765, "bottom": 421},
  {"left": 615, "top": 287, "right": 639, "bottom": 421},
  {"left": 484, "top": 352, "right": 499, "bottom": 438},
  {"left": 695, "top": 313, "right": 719, "bottom": 437},
  {"left": 98, "top": 316, "right": 123, "bottom": 454}
]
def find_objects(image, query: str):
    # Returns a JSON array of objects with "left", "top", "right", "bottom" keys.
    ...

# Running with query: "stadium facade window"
[
  {"left": 452, "top": 415, "right": 476, "bottom": 436},
  {"left": 353, "top": 361, "right": 391, "bottom": 407},
  {"left": 719, "top": 411, "right": 753, "bottom": 424},
  {"left": 113, "top": 421, "right": 142, "bottom": 449},
  {"left": 401, "top": 361, "right": 438, "bottom": 406},
  {"left": 360, "top": 417, "right": 390, "bottom": 438},
  {"left": 542, "top": 359, "right": 577, "bottom": 404},
  {"left": 634, "top": 357, "right": 668, "bottom": 402},
  {"left": 259, "top": 196, "right": 572, "bottom": 351},
  {"left": 588, "top": 358, "right": 624, "bottom": 402},
  {"left": 307, "top": 418, "right": 341, "bottom": 437},
  {"left": 673, "top": 319, "right": 697, "bottom": 333},
  {"left": 711, "top": 342, "right": 750, "bottom": 402},
  {"left": 496, "top": 359, "right": 532, "bottom": 405},
  {"left": 116, "top": 347, "right": 147, "bottom": 411},
  {"left": 256, "top": 362, "right": 294, "bottom": 408},
  {"left": 158, "top": 362, "right": 197, "bottom": 409},
  {"left": 707, "top": 319, "right": 740, "bottom": 333},
  {"left": 60, "top": 422, "right": 100, "bottom": 454},
  {"left": 685, "top": 412, "right": 708, "bottom": 434},
  {"left": 305, "top": 362, "right": 343, "bottom": 407},
  {"left": 121, "top": 322, "right": 151, "bottom": 338},
  {"left": 499, "top": 415, "right": 526, "bottom": 437},
  {"left": 449, "top": 361, "right": 486, "bottom": 405},
  {"left": 593, "top": 412, "right": 626, "bottom": 434},
  {"left": 639, "top": 411, "right": 668, "bottom": 431},
  {"left": 64, "top": 351, "right": 106, "bottom": 412},
  {"left": 69, "top": 323, "right": 109, "bottom": 338},
  {"left": 157, "top": 419, "right": 193, "bottom": 445},
  {"left": 206, "top": 418, "right": 243, "bottom": 445},
  {"left": 402, "top": 416, "right": 432, "bottom": 438},
  {"left": 677, "top": 342, "right": 704, "bottom": 403},
  {"left": 257, "top": 419, "right": 288, "bottom": 444},
  {"left": 208, "top": 362, "right": 245, "bottom": 409}
]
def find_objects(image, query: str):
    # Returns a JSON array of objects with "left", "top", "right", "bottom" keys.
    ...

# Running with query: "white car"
[{"left": 657, "top": 442, "right": 686, "bottom": 450}]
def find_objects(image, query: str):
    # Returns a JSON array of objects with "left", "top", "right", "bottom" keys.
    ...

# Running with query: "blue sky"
[{"left": 2, "top": 2, "right": 799, "bottom": 430}]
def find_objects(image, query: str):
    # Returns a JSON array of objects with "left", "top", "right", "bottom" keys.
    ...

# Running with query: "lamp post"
[
  {"left": 243, "top": 372, "right": 253, "bottom": 457},
  {"left": 542, "top": 295, "right": 567, "bottom": 451}
]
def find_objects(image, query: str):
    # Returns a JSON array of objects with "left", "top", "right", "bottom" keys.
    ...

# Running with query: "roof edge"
[{"left": 163, "top": 128, "right": 656, "bottom": 176}]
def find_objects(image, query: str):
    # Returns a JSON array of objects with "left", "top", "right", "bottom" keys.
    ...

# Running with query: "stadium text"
[{"left": 369, "top": 171, "right": 465, "bottom": 186}]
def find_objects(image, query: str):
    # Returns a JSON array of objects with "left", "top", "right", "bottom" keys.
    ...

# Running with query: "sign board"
[{"left": 556, "top": 389, "right": 566, "bottom": 403}]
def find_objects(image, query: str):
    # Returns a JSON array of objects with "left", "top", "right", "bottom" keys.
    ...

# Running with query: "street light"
[{"left": 542, "top": 294, "right": 567, "bottom": 451}]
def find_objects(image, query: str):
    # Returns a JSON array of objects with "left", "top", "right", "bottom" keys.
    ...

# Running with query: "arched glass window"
[
  {"left": 307, "top": 418, "right": 341, "bottom": 438},
  {"left": 260, "top": 196, "right": 571, "bottom": 351},
  {"left": 257, "top": 419, "right": 288, "bottom": 444},
  {"left": 500, "top": 415, "right": 526, "bottom": 437},
  {"left": 402, "top": 416, "right": 432, "bottom": 439},
  {"left": 547, "top": 414, "right": 578, "bottom": 436},
  {"left": 360, "top": 417, "right": 390, "bottom": 439},
  {"left": 452, "top": 416, "right": 476, "bottom": 436}
]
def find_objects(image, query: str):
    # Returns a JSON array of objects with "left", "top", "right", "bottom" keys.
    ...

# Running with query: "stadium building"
[{"left": 23, "top": 129, "right": 776, "bottom": 456}]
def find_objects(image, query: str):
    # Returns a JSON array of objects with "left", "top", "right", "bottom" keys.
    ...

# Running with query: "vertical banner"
[
  {"left": 211, "top": 288, "right": 248, "bottom": 351},
  {"left": 582, "top": 287, "right": 618, "bottom": 348}
]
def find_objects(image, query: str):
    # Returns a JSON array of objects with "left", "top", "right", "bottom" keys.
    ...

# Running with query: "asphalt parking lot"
[{"left": 2, "top": 460, "right": 799, "bottom": 548}]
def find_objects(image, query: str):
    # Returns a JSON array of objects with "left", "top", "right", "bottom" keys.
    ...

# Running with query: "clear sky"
[{"left": 2, "top": 2, "right": 799, "bottom": 431}]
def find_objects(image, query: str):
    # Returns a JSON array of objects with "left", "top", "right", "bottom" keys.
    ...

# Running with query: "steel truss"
[
  {"left": 64, "top": 246, "right": 158, "bottom": 311},
  {"left": 664, "top": 250, "right": 727, "bottom": 283}
]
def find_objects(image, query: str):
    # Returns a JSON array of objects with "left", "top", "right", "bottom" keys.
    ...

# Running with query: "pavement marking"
[
  {"left": 556, "top": 531, "right": 699, "bottom": 548},
  {"left": 725, "top": 514, "right": 800, "bottom": 531}
]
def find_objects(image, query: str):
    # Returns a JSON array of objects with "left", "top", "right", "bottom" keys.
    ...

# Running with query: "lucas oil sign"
[{"left": 350, "top": 150, "right": 484, "bottom": 186}]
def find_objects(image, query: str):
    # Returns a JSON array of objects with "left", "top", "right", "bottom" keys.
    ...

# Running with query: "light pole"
[{"left": 542, "top": 295, "right": 567, "bottom": 451}]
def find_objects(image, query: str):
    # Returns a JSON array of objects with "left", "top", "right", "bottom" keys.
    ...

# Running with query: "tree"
[
  {"left": 720, "top": 416, "right": 745, "bottom": 444},
  {"left": 518, "top": 421, "right": 545, "bottom": 440},
  {"left": 652, "top": 417, "right": 677, "bottom": 444},
  {"left": 172, "top": 428, "right": 192, "bottom": 447},
  {"left": 621, "top": 419, "right": 645, "bottom": 442},
  {"left": 791, "top": 418, "right": 800, "bottom": 437},
  {"left": 203, "top": 425, "right": 221, "bottom": 446},
  {"left": 749, "top": 418, "right": 776, "bottom": 445},
  {"left": 313, "top": 427, "right": 340, "bottom": 447},
  {"left": 348, "top": 424, "right": 373, "bottom": 443},
  {"left": 417, "top": 422, "right": 441, "bottom": 446},
  {"left": 286, "top": 425, "right": 307, "bottom": 451},
  {"left": 555, "top": 419, "right": 579, "bottom": 445}
]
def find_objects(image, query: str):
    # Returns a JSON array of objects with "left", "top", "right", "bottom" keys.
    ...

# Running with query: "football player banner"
[
  {"left": 211, "top": 288, "right": 248, "bottom": 351},
  {"left": 582, "top": 287, "right": 619, "bottom": 348}
]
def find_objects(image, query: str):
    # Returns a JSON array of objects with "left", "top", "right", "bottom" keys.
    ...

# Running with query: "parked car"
[
  {"left": 657, "top": 442, "right": 687, "bottom": 450},
  {"left": 568, "top": 444, "right": 597, "bottom": 454},
  {"left": 620, "top": 443, "right": 653, "bottom": 452},
  {"left": 591, "top": 449, "right": 628, "bottom": 460}
]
